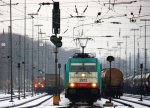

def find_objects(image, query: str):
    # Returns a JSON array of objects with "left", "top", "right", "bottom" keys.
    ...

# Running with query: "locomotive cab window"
[
  {"left": 70, "top": 63, "right": 96, "bottom": 72},
  {"left": 38, "top": 79, "right": 44, "bottom": 82}
]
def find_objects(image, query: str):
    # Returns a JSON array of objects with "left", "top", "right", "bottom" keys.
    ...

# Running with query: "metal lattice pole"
[
  {"left": 123, "top": 36, "right": 130, "bottom": 78},
  {"left": 34, "top": 25, "right": 43, "bottom": 78},
  {"left": 140, "top": 19, "right": 150, "bottom": 81},
  {"left": 28, "top": 13, "right": 37, "bottom": 96},
  {"left": 9, "top": 0, "right": 13, "bottom": 102},
  {"left": 131, "top": 29, "right": 139, "bottom": 77}
]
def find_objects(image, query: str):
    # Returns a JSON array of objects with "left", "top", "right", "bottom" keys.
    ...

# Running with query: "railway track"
[
  {"left": 66, "top": 98, "right": 135, "bottom": 108},
  {"left": 21, "top": 98, "right": 149, "bottom": 108},
  {"left": 113, "top": 98, "right": 150, "bottom": 108},
  {"left": 2, "top": 93, "right": 149, "bottom": 108},
  {"left": 124, "top": 94, "right": 150, "bottom": 100},
  {"left": 66, "top": 102, "right": 102, "bottom": 108},
  {"left": 100, "top": 98, "right": 134, "bottom": 108},
  {"left": 102, "top": 96, "right": 150, "bottom": 108},
  {"left": 11, "top": 94, "right": 52, "bottom": 108},
  {"left": 0, "top": 93, "right": 31, "bottom": 101},
  {"left": 112, "top": 99, "right": 134, "bottom": 108}
]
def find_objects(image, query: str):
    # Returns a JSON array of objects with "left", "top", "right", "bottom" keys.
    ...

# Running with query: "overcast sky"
[{"left": 0, "top": 0, "right": 150, "bottom": 60}]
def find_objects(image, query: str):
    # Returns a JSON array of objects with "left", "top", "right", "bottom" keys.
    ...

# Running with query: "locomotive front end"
[{"left": 65, "top": 55, "right": 101, "bottom": 105}]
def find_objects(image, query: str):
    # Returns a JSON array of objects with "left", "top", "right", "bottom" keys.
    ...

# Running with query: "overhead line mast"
[
  {"left": 23, "top": 0, "right": 26, "bottom": 99},
  {"left": 9, "top": 0, "right": 13, "bottom": 102}
]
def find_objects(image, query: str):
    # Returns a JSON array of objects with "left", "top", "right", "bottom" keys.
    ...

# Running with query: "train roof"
[
  {"left": 134, "top": 73, "right": 150, "bottom": 79},
  {"left": 125, "top": 73, "right": 150, "bottom": 80},
  {"left": 72, "top": 53, "right": 95, "bottom": 58}
]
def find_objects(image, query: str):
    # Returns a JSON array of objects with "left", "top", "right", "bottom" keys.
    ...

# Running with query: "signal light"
[{"left": 35, "top": 84, "right": 37, "bottom": 88}]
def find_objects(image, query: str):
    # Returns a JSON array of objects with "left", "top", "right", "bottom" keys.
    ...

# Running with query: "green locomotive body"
[{"left": 65, "top": 53, "right": 101, "bottom": 104}]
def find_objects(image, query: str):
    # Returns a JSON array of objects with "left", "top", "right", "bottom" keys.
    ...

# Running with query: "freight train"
[
  {"left": 101, "top": 68, "right": 123, "bottom": 98},
  {"left": 124, "top": 73, "right": 150, "bottom": 95},
  {"left": 65, "top": 53, "right": 101, "bottom": 105}
]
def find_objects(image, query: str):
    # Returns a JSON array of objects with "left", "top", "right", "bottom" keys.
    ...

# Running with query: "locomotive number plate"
[{"left": 80, "top": 78, "right": 87, "bottom": 82}]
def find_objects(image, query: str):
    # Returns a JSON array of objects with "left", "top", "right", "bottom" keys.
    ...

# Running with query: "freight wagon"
[
  {"left": 102, "top": 68, "right": 123, "bottom": 98},
  {"left": 45, "top": 74, "right": 63, "bottom": 94}
]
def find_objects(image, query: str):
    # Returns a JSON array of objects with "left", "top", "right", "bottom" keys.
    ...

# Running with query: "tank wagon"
[
  {"left": 123, "top": 75, "right": 134, "bottom": 94},
  {"left": 124, "top": 73, "right": 150, "bottom": 95},
  {"left": 102, "top": 68, "right": 123, "bottom": 98},
  {"left": 65, "top": 53, "right": 101, "bottom": 105}
]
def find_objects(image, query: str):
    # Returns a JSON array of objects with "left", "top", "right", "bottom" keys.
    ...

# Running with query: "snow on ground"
[
  {"left": 0, "top": 92, "right": 47, "bottom": 108},
  {"left": 37, "top": 93, "right": 129, "bottom": 108},
  {"left": 17, "top": 95, "right": 52, "bottom": 108},
  {"left": 119, "top": 95, "right": 150, "bottom": 108},
  {"left": 0, "top": 91, "right": 150, "bottom": 108},
  {"left": 0, "top": 92, "right": 12, "bottom": 98},
  {"left": 122, "top": 95, "right": 150, "bottom": 106},
  {"left": 36, "top": 93, "right": 71, "bottom": 108},
  {"left": 96, "top": 99, "right": 128, "bottom": 108}
]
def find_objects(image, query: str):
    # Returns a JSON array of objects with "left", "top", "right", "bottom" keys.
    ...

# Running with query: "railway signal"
[
  {"left": 106, "top": 56, "right": 114, "bottom": 106},
  {"left": 51, "top": 2, "right": 61, "bottom": 105},
  {"left": 50, "top": 35, "right": 62, "bottom": 105},
  {"left": 52, "top": 2, "right": 60, "bottom": 34},
  {"left": 50, "top": 35, "right": 62, "bottom": 47}
]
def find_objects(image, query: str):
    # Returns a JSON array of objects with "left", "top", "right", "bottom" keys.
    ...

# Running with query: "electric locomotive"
[
  {"left": 33, "top": 76, "right": 45, "bottom": 93},
  {"left": 65, "top": 53, "right": 101, "bottom": 105}
]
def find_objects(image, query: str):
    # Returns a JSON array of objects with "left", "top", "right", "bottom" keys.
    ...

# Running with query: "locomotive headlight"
[
  {"left": 35, "top": 84, "right": 37, "bottom": 88},
  {"left": 70, "top": 83, "right": 75, "bottom": 88},
  {"left": 92, "top": 83, "right": 97, "bottom": 88},
  {"left": 81, "top": 73, "right": 85, "bottom": 77}
]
